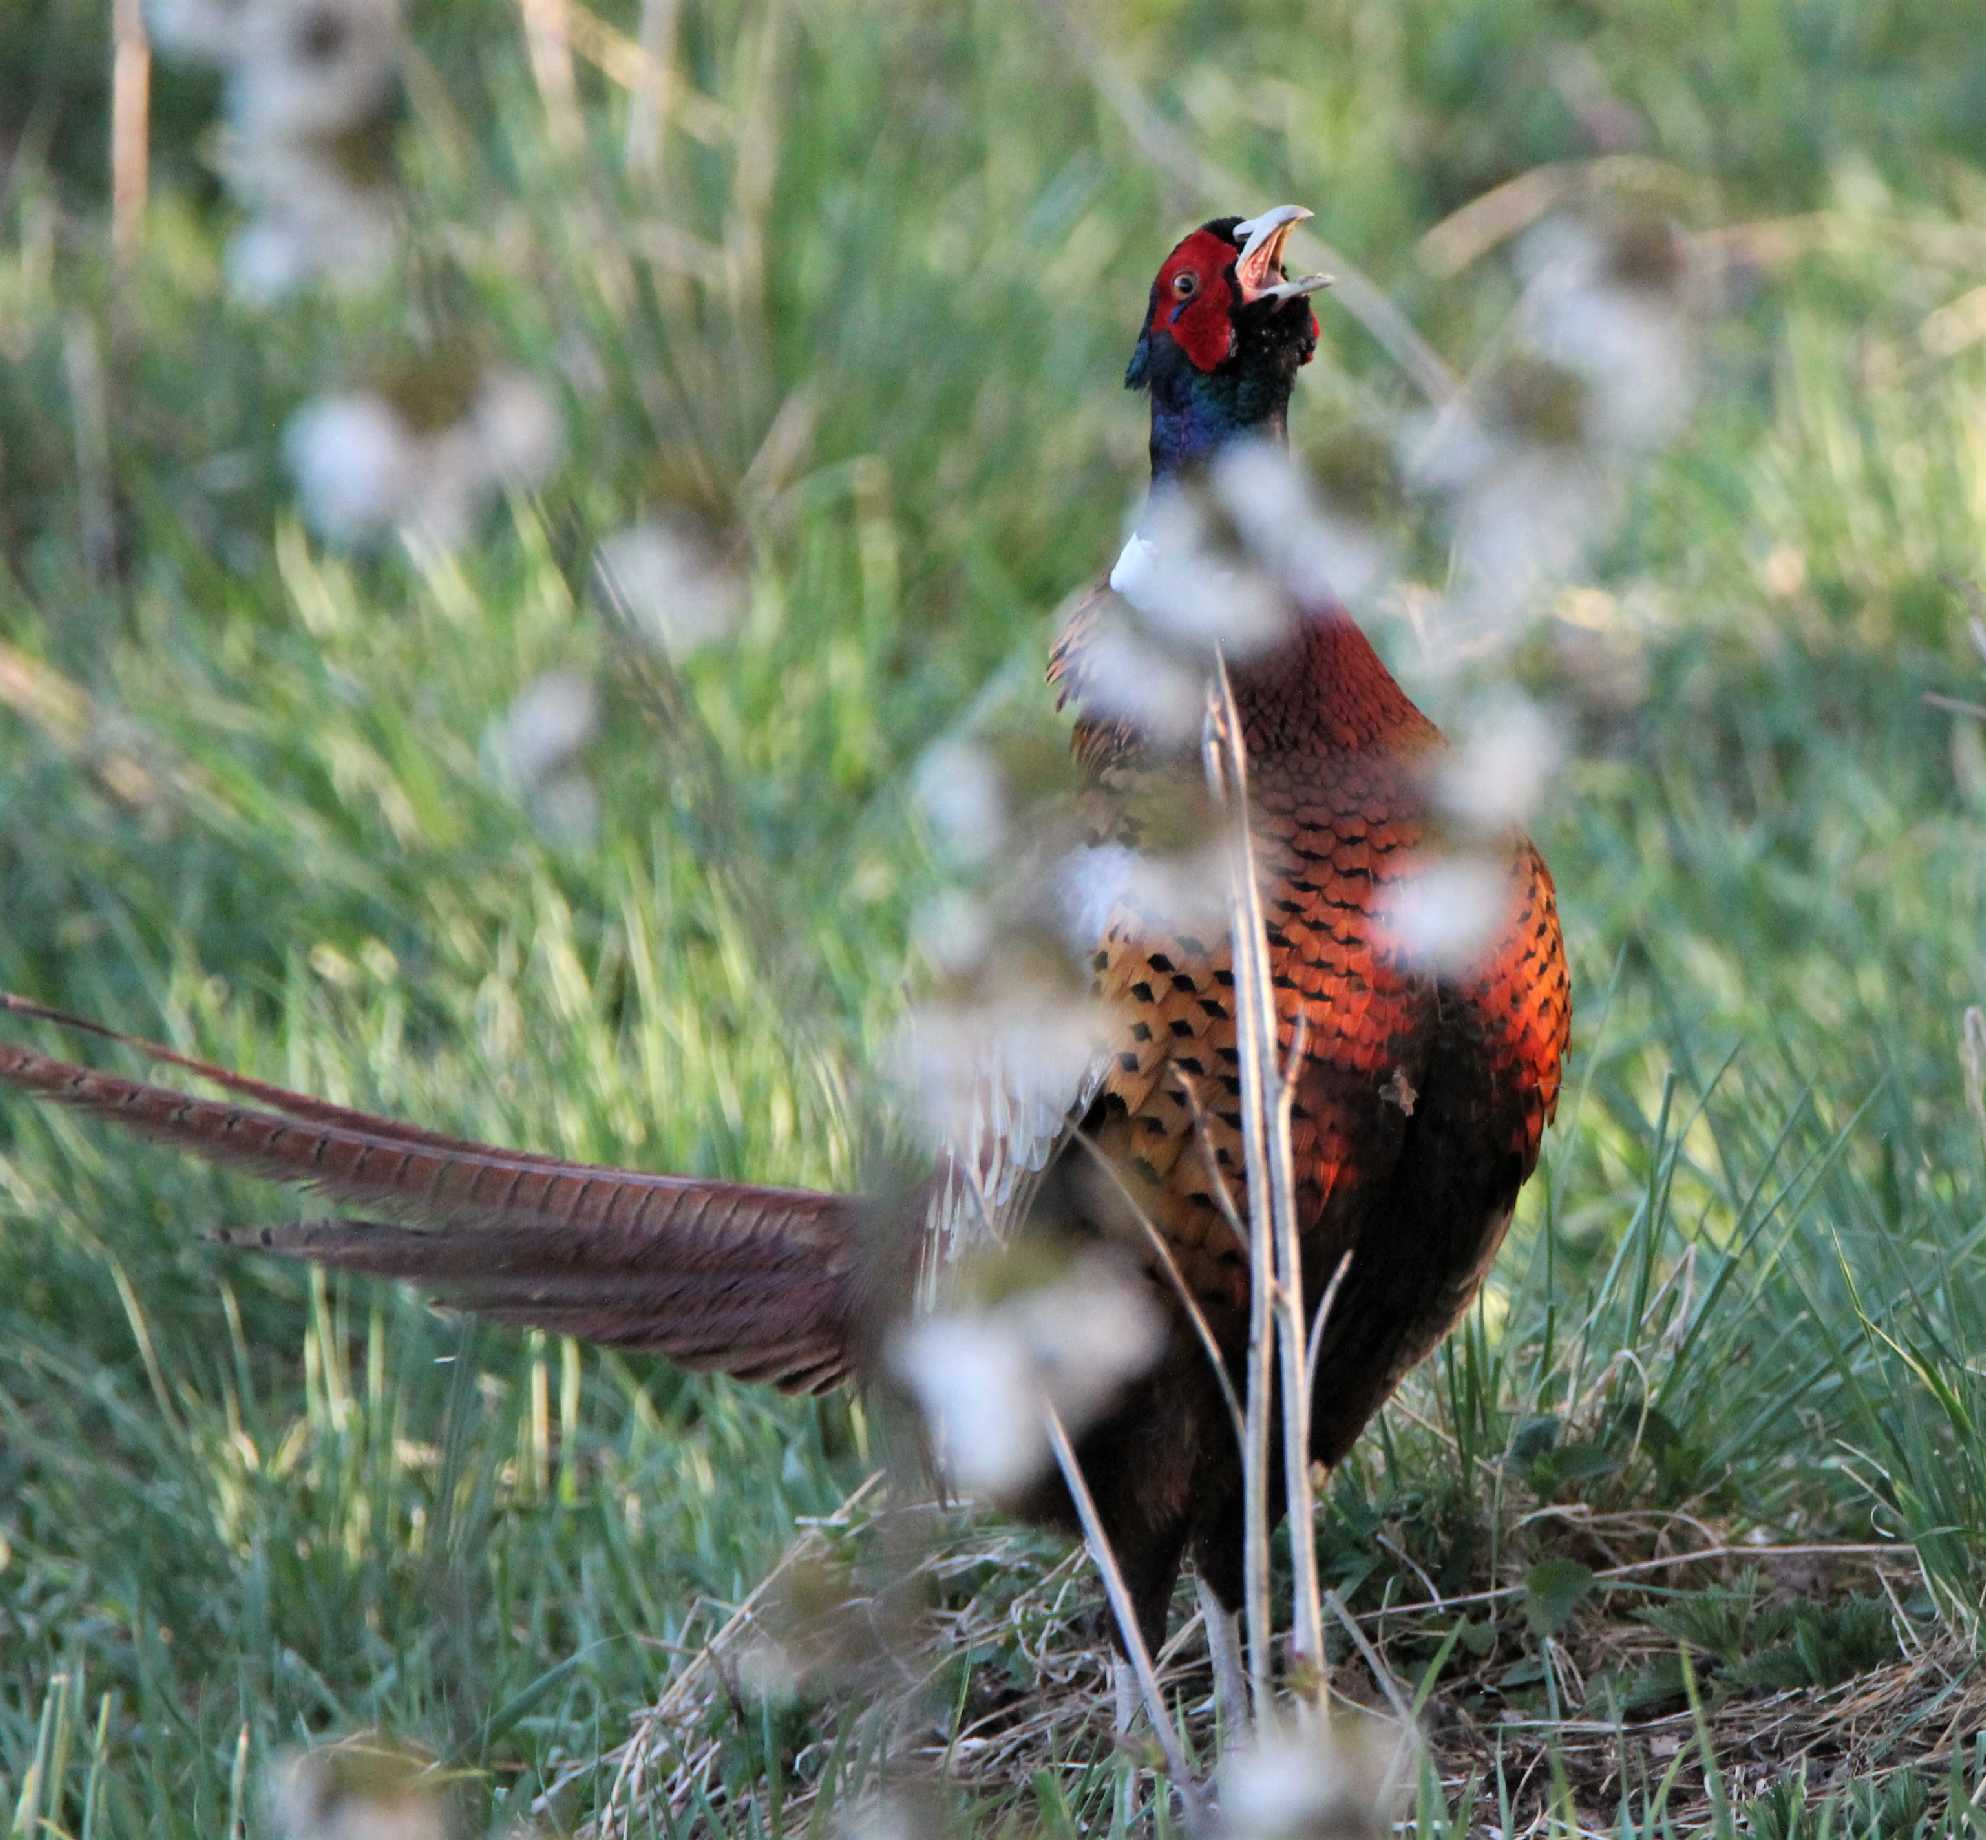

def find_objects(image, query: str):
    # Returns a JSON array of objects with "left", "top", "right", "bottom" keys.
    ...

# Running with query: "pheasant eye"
[{"left": 1172, "top": 273, "right": 1198, "bottom": 298}]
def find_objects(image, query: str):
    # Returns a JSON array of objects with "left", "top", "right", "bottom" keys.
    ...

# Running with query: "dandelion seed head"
[
  {"left": 1110, "top": 485, "right": 1293, "bottom": 657},
  {"left": 1518, "top": 213, "right": 1696, "bottom": 453},
  {"left": 888, "top": 1252, "right": 1162, "bottom": 1498},
  {"left": 838, "top": 1793, "right": 928, "bottom": 1840},
  {"left": 1053, "top": 837, "right": 1231, "bottom": 952},
  {"left": 888, "top": 1312, "right": 1039, "bottom": 1496},
  {"left": 146, "top": 0, "right": 254, "bottom": 66},
  {"left": 268, "top": 1745, "right": 447, "bottom": 1840},
  {"left": 224, "top": 155, "right": 397, "bottom": 303},
  {"left": 912, "top": 738, "right": 1008, "bottom": 865},
  {"left": 1217, "top": 1720, "right": 1395, "bottom": 1840},
  {"left": 486, "top": 670, "right": 599, "bottom": 792},
  {"left": 1437, "top": 445, "right": 1616, "bottom": 651},
  {"left": 736, "top": 1632, "right": 805, "bottom": 1705},
  {"left": 1070, "top": 602, "right": 1207, "bottom": 746},
  {"left": 529, "top": 769, "right": 601, "bottom": 847},
  {"left": 891, "top": 977, "right": 1108, "bottom": 1160},
  {"left": 1209, "top": 438, "right": 1393, "bottom": 609},
  {"left": 1379, "top": 855, "right": 1509, "bottom": 975},
  {"left": 285, "top": 366, "right": 558, "bottom": 547},
  {"left": 595, "top": 517, "right": 745, "bottom": 660},
  {"left": 1434, "top": 693, "right": 1564, "bottom": 831},
  {"left": 283, "top": 390, "right": 416, "bottom": 544},
  {"left": 466, "top": 368, "right": 563, "bottom": 488},
  {"left": 231, "top": 0, "right": 401, "bottom": 142},
  {"left": 910, "top": 890, "right": 993, "bottom": 978}
]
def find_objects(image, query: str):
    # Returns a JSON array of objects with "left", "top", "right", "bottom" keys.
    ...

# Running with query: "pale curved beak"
[{"left": 1233, "top": 204, "right": 1332, "bottom": 304}]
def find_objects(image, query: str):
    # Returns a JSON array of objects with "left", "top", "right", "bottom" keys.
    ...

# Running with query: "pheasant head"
[{"left": 1123, "top": 205, "right": 1331, "bottom": 480}]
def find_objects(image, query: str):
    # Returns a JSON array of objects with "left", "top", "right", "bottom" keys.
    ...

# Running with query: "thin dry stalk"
[
  {"left": 1206, "top": 660, "right": 1331, "bottom": 1727},
  {"left": 1042, "top": 1402, "right": 1210, "bottom": 1832},
  {"left": 1269, "top": 1014, "right": 1328, "bottom": 1713},
  {"left": 624, "top": 0, "right": 679, "bottom": 173},
  {"left": 62, "top": 322, "right": 116, "bottom": 587},
  {"left": 519, "top": 0, "right": 583, "bottom": 158},
  {"left": 1202, "top": 674, "right": 1276, "bottom": 1721},
  {"left": 110, "top": 0, "right": 150, "bottom": 265}
]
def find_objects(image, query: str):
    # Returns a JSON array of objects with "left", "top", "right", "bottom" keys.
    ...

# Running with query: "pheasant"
[{"left": 0, "top": 207, "right": 1570, "bottom": 1714}]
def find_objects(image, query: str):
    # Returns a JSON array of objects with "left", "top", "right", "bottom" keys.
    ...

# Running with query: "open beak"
[{"left": 1232, "top": 204, "right": 1332, "bottom": 304}]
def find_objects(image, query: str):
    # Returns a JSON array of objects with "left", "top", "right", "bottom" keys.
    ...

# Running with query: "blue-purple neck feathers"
[{"left": 1130, "top": 333, "right": 1297, "bottom": 482}]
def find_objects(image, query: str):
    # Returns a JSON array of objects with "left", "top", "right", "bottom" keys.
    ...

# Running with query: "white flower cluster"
[
  {"left": 1098, "top": 438, "right": 1403, "bottom": 749},
  {"left": 149, "top": 0, "right": 403, "bottom": 302},
  {"left": 889, "top": 1250, "right": 1164, "bottom": 1498},
  {"left": 284, "top": 366, "right": 563, "bottom": 549},
  {"left": 890, "top": 962, "right": 1111, "bottom": 1177},
  {"left": 1379, "top": 685, "right": 1564, "bottom": 971},
  {"left": 1414, "top": 209, "right": 1701, "bottom": 650},
  {"left": 482, "top": 667, "right": 600, "bottom": 845},
  {"left": 1216, "top": 1717, "right": 1397, "bottom": 1839},
  {"left": 595, "top": 517, "right": 748, "bottom": 661}
]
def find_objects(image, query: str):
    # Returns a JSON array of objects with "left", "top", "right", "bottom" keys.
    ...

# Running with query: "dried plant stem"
[
  {"left": 110, "top": 0, "right": 149, "bottom": 265},
  {"left": 1206, "top": 660, "right": 1333, "bottom": 1727},
  {"left": 624, "top": 0, "right": 679, "bottom": 174},
  {"left": 1202, "top": 673, "right": 1276, "bottom": 1722},
  {"left": 519, "top": 0, "right": 583, "bottom": 158},
  {"left": 1041, "top": 1403, "right": 1209, "bottom": 1832},
  {"left": 1269, "top": 1016, "right": 1329, "bottom": 1717}
]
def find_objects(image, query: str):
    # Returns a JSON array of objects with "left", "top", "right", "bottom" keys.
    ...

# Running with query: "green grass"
[{"left": 4, "top": 0, "right": 1986, "bottom": 1832}]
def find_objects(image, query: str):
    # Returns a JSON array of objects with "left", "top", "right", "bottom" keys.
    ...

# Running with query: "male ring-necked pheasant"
[{"left": 0, "top": 207, "right": 1569, "bottom": 1706}]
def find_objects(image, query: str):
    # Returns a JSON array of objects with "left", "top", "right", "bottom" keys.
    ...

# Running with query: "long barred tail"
[{"left": 0, "top": 993, "right": 862, "bottom": 1394}]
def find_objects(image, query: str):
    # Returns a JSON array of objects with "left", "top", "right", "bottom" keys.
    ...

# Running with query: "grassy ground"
[{"left": 3, "top": 0, "right": 1986, "bottom": 1832}]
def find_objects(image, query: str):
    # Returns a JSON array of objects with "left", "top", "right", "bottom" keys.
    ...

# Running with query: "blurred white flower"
[
  {"left": 1449, "top": 446, "right": 1613, "bottom": 644},
  {"left": 1217, "top": 1721, "right": 1394, "bottom": 1840},
  {"left": 1111, "top": 485, "right": 1293, "bottom": 658},
  {"left": 486, "top": 670, "right": 599, "bottom": 790},
  {"left": 484, "top": 672, "right": 602, "bottom": 846},
  {"left": 1410, "top": 221, "right": 1693, "bottom": 658},
  {"left": 1068, "top": 600, "right": 1207, "bottom": 746},
  {"left": 230, "top": 0, "right": 402, "bottom": 142},
  {"left": 1054, "top": 838, "right": 1230, "bottom": 952},
  {"left": 529, "top": 769, "right": 602, "bottom": 846},
  {"left": 1409, "top": 391, "right": 1616, "bottom": 654},
  {"left": 892, "top": 984, "right": 1107, "bottom": 1164},
  {"left": 146, "top": 0, "right": 254, "bottom": 65},
  {"left": 1434, "top": 692, "right": 1565, "bottom": 831},
  {"left": 838, "top": 1794, "right": 928, "bottom": 1840},
  {"left": 1211, "top": 440, "right": 1393, "bottom": 610},
  {"left": 909, "top": 890, "right": 994, "bottom": 978},
  {"left": 595, "top": 517, "right": 746, "bottom": 659},
  {"left": 911, "top": 737, "right": 1007, "bottom": 865},
  {"left": 462, "top": 367, "right": 565, "bottom": 486},
  {"left": 268, "top": 1746, "right": 447, "bottom": 1840},
  {"left": 284, "top": 369, "right": 561, "bottom": 548},
  {"left": 1378, "top": 855, "right": 1509, "bottom": 975},
  {"left": 889, "top": 1252, "right": 1163, "bottom": 1497},
  {"left": 283, "top": 390, "right": 416, "bottom": 544},
  {"left": 1517, "top": 213, "right": 1696, "bottom": 454},
  {"left": 736, "top": 1631, "right": 805, "bottom": 1705},
  {"left": 224, "top": 148, "right": 397, "bottom": 303}
]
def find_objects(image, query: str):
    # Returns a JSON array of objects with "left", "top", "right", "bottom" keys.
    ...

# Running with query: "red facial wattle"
[{"left": 1152, "top": 228, "right": 1243, "bottom": 372}]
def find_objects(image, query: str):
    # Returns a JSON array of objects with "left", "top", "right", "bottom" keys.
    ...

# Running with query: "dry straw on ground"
[{"left": 539, "top": 1477, "right": 1950, "bottom": 1837}]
